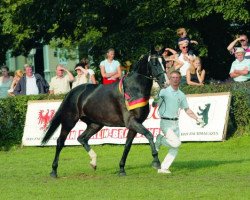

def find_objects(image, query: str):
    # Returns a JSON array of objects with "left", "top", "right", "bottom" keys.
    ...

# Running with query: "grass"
[{"left": 1, "top": 136, "right": 250, "bottom": 200}]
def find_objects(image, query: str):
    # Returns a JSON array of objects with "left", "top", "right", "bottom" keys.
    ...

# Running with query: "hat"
[
  {"left": 179, "top": 40, "right": 189, "bottom": 47},
  {"left": 74, "top": 63, "right": 85, "bottom": 71},
  {"left": 235, "top": 47, "right": 245, "bottom": 54}
]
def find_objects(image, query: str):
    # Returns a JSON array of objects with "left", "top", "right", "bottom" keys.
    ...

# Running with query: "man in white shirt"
[
  {"left": 227, "top": 34, "right": 250, "bottom": 59},
  {"left": 154, "top": 71, "right": 203, "bottom": 174},
  {"left": 229, "top": 47, "right": 250, "bottom": 82},
  {"left": 14, "top": 64, "right": 49, "bottom": 95},
  {"left": 49, "top": 64, "right": 74, "bottom": 94}
]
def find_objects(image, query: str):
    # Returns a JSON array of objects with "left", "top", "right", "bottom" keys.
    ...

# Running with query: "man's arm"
[
  {"left": 230, "top": 67, "right": 249, "bottom": 78},
  {"left": 63, "top": 68, "right": 74, "bottom": 82},
  {"left": 165, "top": 48, "right": 177, "bottom": 55},
  {"left": 190, "top": 40, "right": 198, "bottom": 45},
  {"left": 185, "top": 108, "right": 205, "bottom": 125},
  {"left": 227, "top": 36, "right": 243, "bottom": 52},
  {"left": 185, "top": 108, "right": 198, "bottom": 121}
]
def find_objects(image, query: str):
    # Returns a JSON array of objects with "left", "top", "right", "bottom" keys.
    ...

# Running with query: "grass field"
[{"left": 1, "top": 136, "right": 250, "bottom": 200}]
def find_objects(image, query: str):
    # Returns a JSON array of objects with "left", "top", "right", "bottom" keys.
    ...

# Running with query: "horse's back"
[{"left": 61, "top": 83, "right": 149, "bottom": 127}]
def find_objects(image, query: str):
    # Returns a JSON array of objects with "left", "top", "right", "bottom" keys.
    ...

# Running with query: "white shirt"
[
  {"left": 87, "top": 69, "right": 95, "bottom": 83},
  {"left": 26, "top": 75, "right": 39, "bottom": 95},
  {"left": 178, "top": 53, "right": 196, "bottom": 76},
  {"left": 49, "top": 75, "right": 71, "bottom": 94},
  {"left": 159, "top": 86, "right": 189, "bottom": 118},
  {"left": 100, "top": 59, "right": 120, "bottom": 73}
]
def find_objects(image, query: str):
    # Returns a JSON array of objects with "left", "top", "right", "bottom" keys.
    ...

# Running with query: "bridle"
[{"left": 136, "top": 55, "right": 166, "bottom": 81}]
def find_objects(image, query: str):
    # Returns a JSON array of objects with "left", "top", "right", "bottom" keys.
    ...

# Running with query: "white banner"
[{"left": 22, "top": 92, "right": 231, "bottom": 146}]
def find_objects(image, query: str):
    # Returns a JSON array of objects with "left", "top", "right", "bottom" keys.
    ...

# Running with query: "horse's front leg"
[
  {"left": 129, "top": 121, "right": 161, "bottom": 170},
  {"left": 119, "top": 130, "right": 137, "bottom": 176},
  {"left": 77, "top": 123, "right": 103, "bottom": 170}
]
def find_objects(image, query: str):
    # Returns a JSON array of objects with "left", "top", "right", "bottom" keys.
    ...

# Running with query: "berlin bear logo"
[{"left": 197, "top": 103, "right": 211, "bottom": 128}]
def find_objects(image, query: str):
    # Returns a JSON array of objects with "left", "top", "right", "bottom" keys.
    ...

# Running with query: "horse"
[{"left": 42, "top": 49, "right": 168, "bottom": 177}]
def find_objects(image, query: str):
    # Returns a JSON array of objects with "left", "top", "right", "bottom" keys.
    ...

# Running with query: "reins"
[
  {"left": 136, "top": 71, "right": 166, "bottom": 81},
  {"left": 132, "top": 55, "right": 166, "bottom": 81}
]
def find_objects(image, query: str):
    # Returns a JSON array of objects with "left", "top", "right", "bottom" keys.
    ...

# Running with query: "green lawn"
[{"left": 1, "top": 136, "right": 250, "bottom": 200}]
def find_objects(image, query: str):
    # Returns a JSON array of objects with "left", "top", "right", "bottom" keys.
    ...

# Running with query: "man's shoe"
[{"left": 158, "top": 169, "right": 171, "bottom": 174}]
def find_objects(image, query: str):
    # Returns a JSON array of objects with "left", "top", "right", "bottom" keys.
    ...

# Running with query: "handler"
[{"left": 153, "top": 70, "right": 203, "bottom": 174}]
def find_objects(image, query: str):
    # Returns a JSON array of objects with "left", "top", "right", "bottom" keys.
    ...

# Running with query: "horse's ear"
[
  {"left": 158, "top": 46, "right": 165, "bottom": 56},
  {"left": 150, "top": 45, "right": 157, "bottom": 55}
]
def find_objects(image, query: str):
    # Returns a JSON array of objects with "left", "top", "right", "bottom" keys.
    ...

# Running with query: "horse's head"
[{"left": 147, "top": 51, "right": 169, "bottom": 88}]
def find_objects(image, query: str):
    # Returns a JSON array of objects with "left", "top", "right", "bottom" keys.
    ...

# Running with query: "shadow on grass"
[{"left": 174, "top": 158, "right": 250, "bottom": 171}]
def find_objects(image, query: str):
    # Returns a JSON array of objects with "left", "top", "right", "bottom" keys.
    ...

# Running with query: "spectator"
[
  {"left": 49, "top": 64, "right": 74, "bottom": 94},
  {"left": 229, "top": 47, "right": 250, "bottom": 82},
  {"left": 80, "top": 58, "right": 97, "bottom": 84},
  {"left": 72, "top": 63, "right": 88, "bottom": 88},
  {"left": 121, "top": 60, "right": 132, "bottom": 75},
  {"left": 178, "top": 43, "right": 196, "bottom": 84},
  {"left": 100, "top": 48, "right": 122, "bottom": 84},
  {"left": 162, "top": 47, "right": 184, "bottom": 76},
  {"left": 154, "top": 70, "right": 202, "bottom": 174},
  {"left": 8, "top": 69, "right": 23, "bottom": 96},
  {"left": 14, "top": 64, "right": 49, "bottom": 95},
  {"left": 0, "top": 66, "right": 13, "bottom": 98},
  {"left": 186, "top": 57, "right": 205, "bottom": 86},
  {"left": 176, "top": 27, "right": 198, "bottom": 54},
  {"left": 227, "top": 34, "right": 250, "bottom": 59}
]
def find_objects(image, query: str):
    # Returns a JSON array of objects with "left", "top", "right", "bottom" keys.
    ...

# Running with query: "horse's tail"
[{"left": 41, "top": 105, "right": 62, "bottom": 145}]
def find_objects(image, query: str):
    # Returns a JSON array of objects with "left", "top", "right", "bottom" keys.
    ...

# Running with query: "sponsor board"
[{"left": 22, "top": 92, "right": 231, "bottom": 146}]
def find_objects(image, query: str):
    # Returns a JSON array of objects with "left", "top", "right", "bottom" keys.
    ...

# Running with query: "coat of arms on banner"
[
  {"left": 38, "top": 109, "right": 55, "bottom": 130},
  {"left": 197, "top": 103, "right": 211, "bottom": 128}
]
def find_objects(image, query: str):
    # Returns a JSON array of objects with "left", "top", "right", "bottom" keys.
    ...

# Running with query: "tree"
[{"left": 0, "top": 0, "right": 250, "bottom": 79}]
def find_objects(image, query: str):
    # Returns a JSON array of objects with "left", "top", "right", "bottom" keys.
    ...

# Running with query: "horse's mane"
[{"left": 132, "top": 54, "right": 148, "bottom": 72}]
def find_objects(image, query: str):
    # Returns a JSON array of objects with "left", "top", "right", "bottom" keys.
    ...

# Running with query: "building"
[{"left": 5, "top": 45, "right": 79, "bottom": 82}]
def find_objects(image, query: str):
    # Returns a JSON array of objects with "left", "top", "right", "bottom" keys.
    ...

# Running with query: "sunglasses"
[
  {"left": 182, "top": 46, "right": 188, "bottom": 49},
  {"left": 240, "top": 40, "right": 246, "bottom": 42}
]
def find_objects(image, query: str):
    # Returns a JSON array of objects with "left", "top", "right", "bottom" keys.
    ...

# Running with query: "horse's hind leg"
[
  {"left": 77, "top": 123, "right": 103, "bottom": 170},
  {"left": 129, "top": 121, "right": 161, "bottom": 170},
  {"left": 50, "top": 123, "right": 76, "bottom": 178},
  {"left": 119, "top": 130, "right": 137, "bottom": 176}
]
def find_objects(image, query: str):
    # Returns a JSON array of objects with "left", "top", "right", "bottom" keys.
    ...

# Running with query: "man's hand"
[
  {"left": 196, "top": 118, "right": 205, "bottom": 127},
  {"left": 152, "top": 97, "right": 159, "bottom": 107}
]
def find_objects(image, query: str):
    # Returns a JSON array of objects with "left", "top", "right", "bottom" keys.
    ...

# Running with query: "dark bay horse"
[{"left": 42, "top": 51, "right": 168, "bottom": 177}]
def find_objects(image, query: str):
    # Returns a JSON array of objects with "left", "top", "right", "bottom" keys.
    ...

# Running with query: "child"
[{"left": 176, "top": 28, "right": 198, "bottom": 54}]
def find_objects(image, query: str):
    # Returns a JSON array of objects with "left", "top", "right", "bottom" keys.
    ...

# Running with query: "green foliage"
[
  {"left": 0, "top": 0, "right": 250, "bottom": 79},
  {"left": 0, "top": 94, "right": 65, "bottom": 150},
  {"left": 0, "top": 82, "right": 249, "bottom": 150}
]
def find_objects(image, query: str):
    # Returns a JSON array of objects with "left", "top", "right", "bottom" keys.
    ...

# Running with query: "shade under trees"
[{"left": 0, "top": 0, "right": 250, "bottom": 80}]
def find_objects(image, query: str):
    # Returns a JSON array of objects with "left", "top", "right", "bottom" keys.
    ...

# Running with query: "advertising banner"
[{"left": 22, "top": 92, "right": 231, "bottom": 146}]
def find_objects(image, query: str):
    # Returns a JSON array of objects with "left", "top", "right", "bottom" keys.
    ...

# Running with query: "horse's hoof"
[
  {"left": 152, "top": 161, "right": 161, "bottom": 169},
  {"left": 119, "top": 171, "right": 126, "bottom": 176},
  {"left": 50, "top": 171, "right": 57, "bottom": 178},
  {"left": 90, "top": 163, "right": 97, "bottom": 171}
]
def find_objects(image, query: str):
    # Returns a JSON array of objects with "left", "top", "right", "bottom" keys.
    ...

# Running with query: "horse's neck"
[{"left": 124, "top": 72, "right": 153, "bottom": 96}]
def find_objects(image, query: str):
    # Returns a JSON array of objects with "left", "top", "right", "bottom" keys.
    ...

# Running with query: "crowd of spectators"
[{"left": 0, "top": 29, "right": 249, "bottom": 99}]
